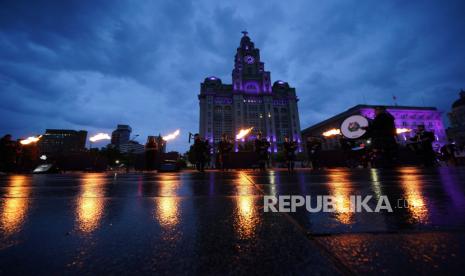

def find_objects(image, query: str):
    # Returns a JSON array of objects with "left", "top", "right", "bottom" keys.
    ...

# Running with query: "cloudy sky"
[{"left": 1, "top": 0, "right": 464, "bottom": 151}]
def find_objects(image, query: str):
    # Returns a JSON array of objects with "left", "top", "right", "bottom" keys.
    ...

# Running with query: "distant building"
[
  {"left": 111, "top": 124, "right": 132, "bottom": 149},
  {"left": 302, "top": 104, "right": 447, "bottom": 150},
  {"left": 119, "top": 141, "right": 145, "bottom": 154},
  {"left": 198, "top": 32, "right": 302, "bottom": 152},
  {"left": 447, "top": 89, "right": 465, "bottom": 146},
  {"left": 39, "top": 129, "right": 87, "bottom": 154},
  {"left": 146, "top": 135, "right": 166, "bottom": 153}
]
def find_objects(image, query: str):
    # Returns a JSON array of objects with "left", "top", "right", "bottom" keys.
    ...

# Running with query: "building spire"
[{"left": 241, "top": 30, "right": 248, "bottom": 36}]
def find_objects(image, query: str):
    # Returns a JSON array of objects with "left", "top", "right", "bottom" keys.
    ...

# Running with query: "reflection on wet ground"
[{"left": 0, "top": 168, "right": 464, "bottom": 274}]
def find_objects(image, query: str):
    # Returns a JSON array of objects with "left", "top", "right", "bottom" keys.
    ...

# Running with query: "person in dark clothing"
[
  {"left": 306, "top": 136, "right": 322, "bottom": 169},
  {"left": 145, "top": 136, "right": 158, "bottom": 171},
  {"left": 192, "top": 134, "right": 207, "bottom": 172},
  {"left": 0, "top": 134, "right": 18, "bottom": 172},
  {"left": 204, "top": 139, "right": 212, "bottom": 169},
  {"left": 283, "top": 136, "right": 298, "bottom": 173},
  {"left": 218, "top": 134, "right": 233, "bottom": 171},
  {"left": 364, "top": 106, "right": 398, "bottom": 167},
  {"left": 254, "top": 133, "right": 270, "bottom": 171},
  {"left": 440, "top": 139, "right": 457, "bottom": 166},
  {"left": 339, "top": 137, "right": 357, "bottom": 168},
  {"left": 410, "top": 124, "right": 436, "bottom": 167},
  {"left": 441, "top": 139, "right": 457, "bottom": 166}
]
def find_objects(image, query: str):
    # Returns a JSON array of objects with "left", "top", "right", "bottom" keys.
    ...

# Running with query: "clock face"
[{"left": 244, "top": 55, "right": 255, "bottom": 64}]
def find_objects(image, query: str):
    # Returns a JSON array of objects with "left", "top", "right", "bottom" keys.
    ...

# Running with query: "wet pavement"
[{"left": 0, "top": 167, "right": 464, "bottom": 275}]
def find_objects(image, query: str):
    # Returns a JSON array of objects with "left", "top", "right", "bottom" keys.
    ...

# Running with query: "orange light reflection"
[
  {"left": 398, "top": 167, "right": 429, "bottom": 223},
  {"left": 76, "top": 174, "right": 106, "bottom": 233},
  {"left": 155, "top": 175, "right": 180, "bottom": 228},
  {"left": 0, "top": 175, "right": 31, "bottom": 236},
  {"left": 327, "top": 169, "right": 354, "bottom": 224}
]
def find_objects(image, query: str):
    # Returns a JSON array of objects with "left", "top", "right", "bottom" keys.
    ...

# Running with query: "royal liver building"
[{"left": 198, "top": 32, "right": 301, "bottom": 152}]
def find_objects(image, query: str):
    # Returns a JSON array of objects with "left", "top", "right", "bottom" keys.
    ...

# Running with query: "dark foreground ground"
[{"left": 1, "top": 167, "right": 465, "bottom": 275}]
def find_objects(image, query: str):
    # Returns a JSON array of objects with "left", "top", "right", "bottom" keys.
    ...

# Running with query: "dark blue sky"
[{"left": 1, "top": 0, "right": 464, "bottom": 151}]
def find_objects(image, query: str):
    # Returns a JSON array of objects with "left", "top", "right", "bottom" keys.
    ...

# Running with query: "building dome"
[
  {"left": 273, "top": 80, "right": 289, "bottom": 88},
  {"left": 452, "top": 90, "right": 465, "bottom": 108},
  {"left": 204, "top": 76, "right": 222, "bottom": 84}
]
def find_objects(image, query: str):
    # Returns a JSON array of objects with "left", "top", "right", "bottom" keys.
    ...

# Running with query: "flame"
[
  {"left": 20, "top": 135, "right": 42, "bottom": 145},
  {"left": 236, "top": 127, "right": 254, "bottom": 140},
  {"left": 322, "top": 128, "right": 341, "bottom": 137},
  {"left": 162, "top": 129, "right": 180, "bottom": 141},
  {"left": 89, "top": 133, "right": 111, "bottom": 142},
  {"left": 396, "top": 128, "right": 412, "bottom": 134}
]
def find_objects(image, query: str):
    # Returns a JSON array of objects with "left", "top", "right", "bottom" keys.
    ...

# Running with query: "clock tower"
[
  {"left": 199, "top": 32, "right": 302, "bottom": 154},
  {"left": 232, "top": 31, "right": 272, "bottom": 94}
]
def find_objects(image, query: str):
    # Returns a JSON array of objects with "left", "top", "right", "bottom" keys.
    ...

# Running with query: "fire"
[
  {"left": 20, "top": 135, "right": 42, "bottom": 145},
  {"left": 236, "top": 127, "right": 254, "bottom": 140},
  {"left": 163, "top": 129, "right": 180, "bottom": 141},
  {"left": 396, "top": 128, "right": 412, "bottom": 134},
  {"left": 89, "top": 133, "right": 111, "bottom": 142},
  {"left": 322, "top": 129, "right": 341, "bottom": 137}
]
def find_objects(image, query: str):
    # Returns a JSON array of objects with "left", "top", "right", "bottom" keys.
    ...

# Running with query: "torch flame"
[
  {"left": 89, "top": 133, "right": 111, "bottom": 142},
  {"left": 236, "top": 127, "right": 254, "bottom": 140},
  {"left": 163, "top": 129, "right": 180, "bottom": 141},
  {"left": 396, "top": 128, "right": 412, "bottom": 134},
  {"left": 322, "top": 129, "right": 341, "bottom": 137},
  {"left": 20, "top": 135, "right": 42, "bottom": 145}
]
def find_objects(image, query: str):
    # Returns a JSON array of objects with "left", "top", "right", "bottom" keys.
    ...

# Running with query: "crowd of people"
[
  {"left": 335, "top": 106, "right": 461, "bottom": 168},
  {"left": 189, "top": 132, "right": 299, "bottom": 173},
  {"left": 188, "top": 106, "right": 463, "bottom": 173},
  {"left": 3, "top": 107, "right": 463, "bottom": 173}
]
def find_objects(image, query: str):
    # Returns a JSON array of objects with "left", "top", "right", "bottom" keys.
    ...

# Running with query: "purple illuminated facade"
[
  {"left": 302, "top": 104, "right": 447, "bottom": 151},
  {"left": 198, "top": 32, "right": 302, "bottom": 152}
]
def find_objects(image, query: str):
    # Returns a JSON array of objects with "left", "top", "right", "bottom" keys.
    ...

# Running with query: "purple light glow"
[
  {"left": 244, "top": 81, "right": 260, "bottom": 94},
  {"left": 359, "top": 107, "right": 447, "bottom": 146}
]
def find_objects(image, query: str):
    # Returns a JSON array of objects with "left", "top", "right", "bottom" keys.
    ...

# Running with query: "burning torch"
[
  {"left": 162, "top": 129, "right": 180, "bottom": 151},
  {"left": 20, "top": 135, "right": 42, "bottom": 145},
  {"left": 322, "top": 128, "right": 341, "bottom": 137},
  {"left": 236, "top": 127, "right": 254, "bottom": 140},
  {"left": 89, "top": 133, "right": 111, "bottom": 149}
]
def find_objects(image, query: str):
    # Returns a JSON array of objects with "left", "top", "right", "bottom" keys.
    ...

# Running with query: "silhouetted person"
[
  {"left": 192, "top": 134, "right": 207, "bottom": 172},
  {"left": 254, "top": 133, "right": 270, "bottom": 171},
  {"left": 145, "top": 136, "right": 158, "bottom": 171},
  {"left": 283, "top": 136, "right": 298, "bottom": 173},
  {"left": 440, "top": 139, "right": 457, "bottom": 166},
  {"left": 204, "top": 139, "right": 212, "bottom": 169},
  {"left": 306, "top": 136, "right": 322, "bottom": 169},
  {"left": 340, "top": 137, "right": 357, "bottom": 168},
  {"left": 410, "top": 124, "right": 436, "bottom": 167},
  {"left": 218, "top": 134, "right": 233, "bottom": 171},
  {"left": 364, "top": 106, "right": 397, "bottom": 167},
  {"left": 0, "top": 134, "right": 17, "bottom": 172}
]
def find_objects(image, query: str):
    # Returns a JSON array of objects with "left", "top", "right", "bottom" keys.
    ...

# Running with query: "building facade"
[
  {"left": 119, "top": 141, "right": 145, "bottom": 154},
  {"left": 302, "top": 105, "right": 447, "bottom": 150},
  {"left": 447, "top": 89, "right": 465, "bottom": 147},
  {"left": 198, "top": 32, "right": 301, "bottom": 152},
  {"left": 39, "top": 129, "right": 87, "bottom": 155},
  {"left": 111, "top": 124, "right": 132, "bottom": 149}
]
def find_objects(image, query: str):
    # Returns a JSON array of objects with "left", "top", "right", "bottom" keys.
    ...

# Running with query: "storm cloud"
[{"left": 1, "top": 0, "right": 464, "bottom": 151}]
